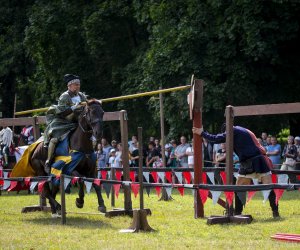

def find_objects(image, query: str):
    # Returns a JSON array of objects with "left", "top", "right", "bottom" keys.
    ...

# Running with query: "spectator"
[
  {"left": 168, "top": 140, "right": 177, "bottom": 168},
  {"left": 175, "top": 136, "right": 189, "bottom": 168},
  {"left": 281, "top": 135, "right": 297, "bottom": 171},
  {"left": 130, "top": 142, "right": 139, "bottom": 167},
  {"left": 111, "top": 140, "right": 118, "bottom": 151},
  {"left": 266, "top": 135, "right": 272, "bottom": 146},
  {"left": 216, "top": 143, "right": 226, "bottom": 167},
  {"left": 165, "top": 144, "right": 173, "bottom": 167},
  {"left": 0, "top": 127, "right": 13, "bottom": 167},
  {"left": 108, "top": 149, "right": 117, "bottom": 168},
  {"left": 128, "top": 135, "right": 138, "bottom": 154},
  {"left": 96, "top": 143, "right": 106, "bottom": 169},
  {"left": 266, "top": 136, "right": 281, "bottom": 169},
  {"left": 149, "top": 136, "right": 155, "bottom": 143},
  {"left": 257, "top": 138, "right": 263, "bottom": 146},
  {"left": 186, "top": 140, "right": 194, "bottom": 168},
  {"left": 202, "top": 138, "right": 213, "bottom": 168},
  {"left": 294, "top": 136, "right": 300, "bottom": 170},
  {"left": 261, "top": 132, "right": 268, "bottom": 147},
  {"left": 146, "top": 141, "right": 159, "bottom": 167},
  {"left": 115, "top": 143, "right": 123, "bottom": 168},
  {"left": 20, "top": 125, "right": 34, "bottom": 145},
  {"left": 154, "top": 138, "right": 162, "bottom": 155},
  {"left": 233, "top": 153, "right": 240, "bottom": 169},
  {"left": 101, "top": 138, "right": 112, "bottom": 166},
  {"left": 212, "top": 143, "right": 221, "bottom": 166}
]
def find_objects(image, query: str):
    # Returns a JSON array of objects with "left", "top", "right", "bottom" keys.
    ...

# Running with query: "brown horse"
[{"left": 30, "top": 99, "right": 106, "bottom": 216}]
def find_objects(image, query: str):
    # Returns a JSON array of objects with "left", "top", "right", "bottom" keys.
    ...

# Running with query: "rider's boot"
[{"left": 44, "top": 138, "right": 58, "bottom": 175}]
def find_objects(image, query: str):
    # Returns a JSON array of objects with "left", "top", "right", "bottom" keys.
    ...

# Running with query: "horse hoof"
[
  {"left": 76, "top": 198, "right": 84, "bottom": 209},
  {"left": 98, "top": 206, "right": 106, "bottom": 213},
  {"left": 51, "top": 213, "right": 61, "bottom": 218}
]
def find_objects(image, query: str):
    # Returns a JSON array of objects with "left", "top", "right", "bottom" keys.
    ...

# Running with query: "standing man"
[
  {"left": 0, "top": 126, "right": 13, "bottom": 167},
  {"left": 43, "top": 74, "right": 87, "bottom": 174},
  {"left": 192, "top": 125, "right": 279, "bottom": 218},
  {"left": 174, "top": 136, "right": 189, "bottom": 168},
  {"left": 266, "top": 136, "right": 281, "bottom": 169}
]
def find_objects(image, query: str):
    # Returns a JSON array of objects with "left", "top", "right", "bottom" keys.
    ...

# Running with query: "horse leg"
[
  {"left": 76, "top": 181, "right": 85, "bottom": 208},
  {"left": 51, "top": 184, "right": 62, "bottom": 215},
  {"left": 93, "top": 183, "right": 106, "bottom": 213}
]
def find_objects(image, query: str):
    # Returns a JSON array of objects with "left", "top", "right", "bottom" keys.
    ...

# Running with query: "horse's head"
[{"left": 79, "top": 99, "right": 104, "bottom": 141}]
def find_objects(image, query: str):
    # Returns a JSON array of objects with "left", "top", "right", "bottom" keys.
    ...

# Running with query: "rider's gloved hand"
[{"left": 71, "top": 102, "right": 81, "bottom": 111}]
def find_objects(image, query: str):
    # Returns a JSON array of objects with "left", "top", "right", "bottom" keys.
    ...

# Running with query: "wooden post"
[
  {"left": 32, "top": 116, "right": 40, "bottom": 141},
  {"left": 120, "top": 110, "right": 132, "bottom": 211},
  {"left": 60, "top": 174, "right": 66, "bottom": 225},
  {"left": 138, "top": 127, "right": 144, "bottom": 210},
  {"left": 159, "top": 87, "right": 166, "bottom": 167},
  {"left": 111, "top": 168, "right": 115, "bottom": 207},
  {"left": 192, "top": 79, "right": 204, "bottom": 218}
]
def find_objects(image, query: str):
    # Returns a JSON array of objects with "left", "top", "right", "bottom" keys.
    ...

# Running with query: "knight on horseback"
[{"left": 43, "top": 74, "right": 87, "bottom": 174}]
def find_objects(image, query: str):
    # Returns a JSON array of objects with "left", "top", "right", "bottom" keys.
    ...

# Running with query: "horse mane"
[{"left": 87, "top": 99, "right": 102, "bottom": 106}]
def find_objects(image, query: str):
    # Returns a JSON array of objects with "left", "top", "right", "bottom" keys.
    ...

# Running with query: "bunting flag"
[
  {"left": 93, "top": 179, "right": 101, "bottom": 186},
  {"left": 101, "top": 170, "right": 107, "bottom": 180},
  {"left": 247, "top": 191, "right": 256, "bottom": 204},
  {"left": 277, "top": 174, "right": 289, "bottom": 184},
  {"left": 146, "top": 186, "right": 151, "bottom": 197},
  {"left": 107, "top": 171, "right": 111, "bottom": 180},
  {"left": 24, "top": 177, "right": 31, "bottom": 187},
  {"left": 38, "top": 180, "right": 47, "bottom": 193},
  {"left": 64, "top": 177, "right": 72, "bottom": 191},
  {"left": 175, "top": 172, "right": 183, "bottom": 184},
  {"left": 155, "top": 186, "right": 161, "bottom": 197},
  {"left": 151, "top": 171, "right": 158, "bottom": 183},
  {"left": 131, "top": 183, "right": 140, "bottom": 198},
  {"left": 165, "top": 187, "right": 172, "bottom": 198},
  {"left": 0, "top": 169, "right": 3, "bottom": 186},
  {"left": 3, "top": 180, "right": 11, "bottom": 190},
  {"left": 211, "top": 191, "right": 222, "bottom": 205},
  {"left": 183, "top": 172, "right": 191, "bottom": 184},
  {"left": 262, "top": 190, "right": 271, "bottom": 203},
  {"left": 115, "top": 171, "right": 122, "bottom": 181},
  {"left": 8, "top": 181, "right": 18, "bottom": 192},
  {"left": 236, "top": 191, "right": 247, "bottom": 205},
  {"left": 130, "top": 171, "right": 135, "bottom": 182},
  {"left": 220, "top": 171, "right": 227, "bottom": 184},
  {"left": 274, "top": 189, "right": 284, "bottom": 205},
  {"left": 297, "top": 175, "right": 300, "bottom": 181},
  {"left": 202, "top": 173, "right": 207, "bottom": 184},
  {"left": 190, "top": 172, "right": 194, "bottom": 181},
  {"left": 165, "top": 172, "right": 172, "bottom": 183},
  {"left": 198, "top": 189, "right": 209, "bottom": 205},
  {"left": 178, "top": 187, "right": 184, "bottom": 196},
  {"left": 252, "top": 178, "right": 258, "bottom": 185},
  {"left": 271, "top": 174, "right": 277, "bottom": 183},
  {"left": 224, "top": 191, "right": 234, "bottom": 206},
  {"left": 84, "top": 181, "right": 92, "bottom": 194},
  {"left": 157, "top": 172, "right": 165, "bottom": 183},
  {"left": 30, "top": 181, "right": 38, "bottom": 193},
  {"left": 113, "top": 184, "right": 121, "bottom": 198},
  {"left": 72, "top": 176, "right": 79, "bottom": 185},
  {"left": 103, "top": 183, "right": 112, "bottom": 198},
  {"left": 206, "top": 172, "right": 215, "bottom": 185},
  {"left": 143, "top": 172, "right": 150, "bottom": 183},
  {"left": 4, "top": 171, "right": 8, "bottom": 178}
]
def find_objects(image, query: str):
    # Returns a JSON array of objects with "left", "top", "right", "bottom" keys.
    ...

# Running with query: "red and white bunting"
[
  {"left": 93, "top": 179, "right": 101, "bottom": 186},
  {"left": 224, "top": 191, "right": 234, "bottom": 206},
  {"left": 165, "top": 172, "right": 172, "bottom": 183},
  {"left": 274, "top": 189, "right": 284, "bottom": 205},
  {"left": 113, "top": 184, "right": 121, "bottom": 198},
  {"left": 220, "top": 171, "right": 226, "bottom": 185},
  {"left": 101, "top": 170, "right": 107, "bottom": 180},
  {"left": 130, "top": 171, "right": 135, "bottom": 182},
  {"left": 115, "top": 171, "right": 122, "bottom": 181},
  {"left": 131, "top": 183, "right": 140, "bottom": 198},
  {"left": 38, "top": 180, "right": 47, "bottom": 193},
  {"left": 198, "top": 189, "right": 209, "bottom": 204}
]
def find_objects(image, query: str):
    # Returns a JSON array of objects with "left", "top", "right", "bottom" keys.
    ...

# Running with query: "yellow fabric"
[
  {"left": 54, "top": 155, "right": 72, "bottom": 164},
  {"left": 51, "top": 168, "right": 62, "bottom": 176},
  {"left": 10, "top": 140, "right": 41, "bottom": 177}
]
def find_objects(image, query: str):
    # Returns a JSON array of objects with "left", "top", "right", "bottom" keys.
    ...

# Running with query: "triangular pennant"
[
  {"left": 3, "top": 171, "right": 8, "bottom": 178},
  {"left": 3, "top": 180, "right": 11, "bottom": 190},
  {"left": 247, "top": 191, "right": 256, "bottom": 204},
  {"left": 131, "top": 183, "right": 140, "bottom": 198},
  {"left": 262, "top": 190, "right": 271, "bottom": 203},
  {"left": 155, "top": 186, "right": 161, "bottom": 197},
  {"left": 64, "top": 177, "right": 71, "bottom": 191},
  {"left": 151, "top": 172, "right": 158, "bottom": 183},
  {"left": 220, "top": 171, "right": 227, "bottom": 184},
  {"left": 113, "top": 184, "right": 121, "bottom": 198},
  {"left": 165, "top": 172, "right": 172, "bottom": 183},
  {"left": 178, "top": 187, "right": 184, "bottom": 196},
  {"left": 211, "top": 191, "right": 222, "bottom": 205},
  {"left": 252, "top": 178, "right": 258, "bottom": 185},
  {"left": 115, "top": 171, "right": 122, "bottom": 181},
  {"left": 71, "top": 177, "right": 79, "bottom": 185},
  {"left": 165, "top": 187, "right": 172, "bottom": 198},
  {"left": 190, "top": 172, "right": 194, "bottom": 181},
  {"left": 101, "top": 170, "right": 107, "bottom": 180},
  {"left": 198, "top": 189, "right": 209, "bottom": 205},
  {"left": 271, "top": 174, "right": 277, "bottom": 183},
  {"left": 157, "top": 172, "right": 165, "bottom": 183},
  {"left": 146, "top": 186, "right": 151, "bottom": 197},
  {"left": 143, "top": 172, "right": 150, "bottom": 183},
  {"left": 24, "top": 177, "right": 31, "bottom": 187},
  {"left": 103, "top": 183, "right": 112, "bottom": 198},
  {"left": 206, "top": 172, "right": 215, "bottom": 185},
  {"left": 297, "top": 175, "right": 300, "bottom": 181},
  {"left": 224, "top": 191, "right": 234, "bottom": 206},
  {"left": 274, "top": 189, "right": 284, "bottom": 205},
  {"left": 30, "top": 181, "right": 38, "bottom": 193},
  {"left": 277, "top": 174, "right": 289, "bottom": 184},
  {"left": 236, "top": 191, "right": 247, "bottom": 205},
  {"left": 84, "top": 181, "right": 93, "bottom": 194},
  {"left": 38, "top": 180, "right": 47, "bottom": 193},
  {"left": 8, "top": 181, "right": 18, "bottom": 191},
  {"left": 183, "top": 172, "right": 191, "bottom": 184},
  {"left": 93, "top": 179, "right": 101, "bottom": 186},
  {"left": 107, "top": 171, "right": 111, "bottom": 180},
  {"left": 130, "top": 171, "right": 135, "bottom": 182},
  {"left": 202, "top": 173, "right": 207, "bottom": 184},
  {"left": 174, "top": 172, "right": 183, "bottom": 184}
]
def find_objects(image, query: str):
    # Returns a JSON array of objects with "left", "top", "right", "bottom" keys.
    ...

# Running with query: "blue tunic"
[{"left": 201, "top": 126, "right": 272, "bottom": 173}]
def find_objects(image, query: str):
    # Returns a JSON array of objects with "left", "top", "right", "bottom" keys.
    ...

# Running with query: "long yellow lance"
[{"left": 15, "top": 85, "right": 191, "bottom": 116}]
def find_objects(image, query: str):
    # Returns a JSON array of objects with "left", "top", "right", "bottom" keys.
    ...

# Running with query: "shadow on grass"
[{"left": 23, "top": 216, "right": 116, "bottom": 229}]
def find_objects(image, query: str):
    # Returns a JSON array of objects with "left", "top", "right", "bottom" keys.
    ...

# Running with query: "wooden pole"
[
  {"left": 60, "top": 174, "right": 66, "bottom": 225},
  {"left": 111, "top": 168, "right": 115, "bottom": 207},
  {"left": 159, "top": 87, "right": 166, "bottom": 167},
  {"left": 138, "top": 127, "right": 144, "bottom": 210}
]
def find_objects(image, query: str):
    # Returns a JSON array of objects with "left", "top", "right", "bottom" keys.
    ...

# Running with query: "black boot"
[{"left": 269, "top": 190, "right": 280, "bottom": 218}]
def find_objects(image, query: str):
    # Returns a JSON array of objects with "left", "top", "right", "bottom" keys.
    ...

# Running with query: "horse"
[{"left": 30, "top": 99, "right": 106, "bottom": 216}]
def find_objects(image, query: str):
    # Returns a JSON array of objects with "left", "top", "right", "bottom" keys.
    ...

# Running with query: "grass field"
[{"left": 0, "top": 188, "right": 299, "bottom": 249}]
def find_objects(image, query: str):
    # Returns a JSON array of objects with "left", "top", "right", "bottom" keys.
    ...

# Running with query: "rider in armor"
[{"left": 43, "top": 74, "right": 87, "bottom": 174}]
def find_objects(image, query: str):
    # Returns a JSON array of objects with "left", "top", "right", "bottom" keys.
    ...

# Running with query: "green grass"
[{"left": 0, "top": 188, "right": 299, "bottom": 249}]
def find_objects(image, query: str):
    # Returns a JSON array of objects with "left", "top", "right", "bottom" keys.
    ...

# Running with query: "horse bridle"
[{"left": 78, "top": 104, "right": 102, "bottom": 134}]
